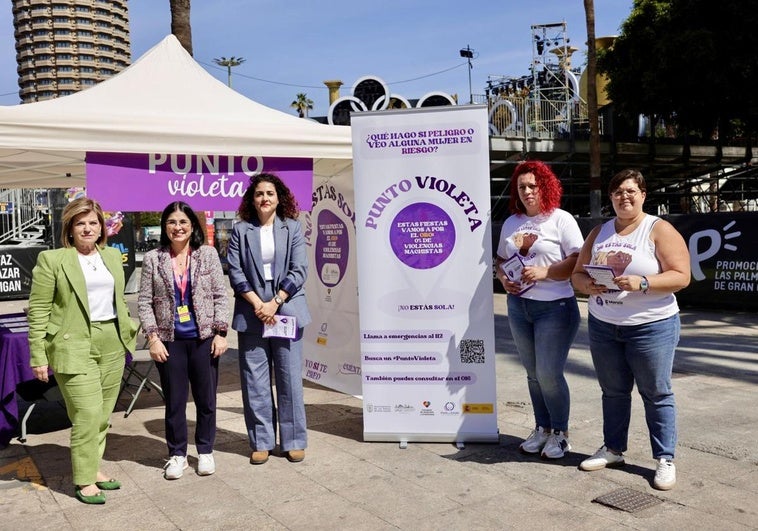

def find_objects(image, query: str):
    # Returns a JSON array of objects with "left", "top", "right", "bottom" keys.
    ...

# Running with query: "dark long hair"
[
  {"left": 159, "top": 201, "right": 205, "bottom": 249},
  {"left": 508, "top": 160, "right": 563, "bottom": 215},
  {"left": 237, "top": 173, "right": 300, "bottom": 223}
]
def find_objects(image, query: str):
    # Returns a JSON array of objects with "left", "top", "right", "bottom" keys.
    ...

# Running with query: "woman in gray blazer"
[{"left": 227, "top": 173, "right": 311, "bottom": 465}]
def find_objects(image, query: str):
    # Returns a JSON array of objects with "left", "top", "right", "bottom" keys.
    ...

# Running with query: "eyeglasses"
[
  {"left": 166, "top": 219, "right": 191, "bottom": 227},
  {"left": 611, "top": 189, "right": 642, "bottom": 198}
]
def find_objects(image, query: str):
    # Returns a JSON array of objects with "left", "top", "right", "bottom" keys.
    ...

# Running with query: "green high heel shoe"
[
  {"left": 75, "top": 487, "right": 106, "bottom": 505},
  {"left": 95, "top": 479, "right": 121, "bottom": 490}
]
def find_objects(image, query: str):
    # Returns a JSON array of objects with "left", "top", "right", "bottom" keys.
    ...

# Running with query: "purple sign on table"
[{"left": 86, "top": 152, "right": 313, "bottom": 212}]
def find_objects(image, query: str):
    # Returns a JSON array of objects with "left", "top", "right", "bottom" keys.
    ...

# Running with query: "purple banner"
[{"left": 86, "top": 152, "right": 313, "bottom": 212}]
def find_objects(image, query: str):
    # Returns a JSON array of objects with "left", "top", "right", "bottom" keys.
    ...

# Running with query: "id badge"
[{"left": 177, "top": 304, "right": 191, "bottom": 323}]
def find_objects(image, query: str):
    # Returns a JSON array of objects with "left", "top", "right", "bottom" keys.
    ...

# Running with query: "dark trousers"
[{"left": 155, "top": 337, "right": 218, "bottom": 456}]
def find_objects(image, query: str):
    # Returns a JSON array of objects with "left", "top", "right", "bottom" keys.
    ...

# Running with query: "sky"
[{"left": 0, "top": 0, "right": 634, "bottom": 118}]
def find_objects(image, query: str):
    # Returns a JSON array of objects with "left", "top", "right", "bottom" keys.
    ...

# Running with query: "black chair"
[
  {"left": 15, "top": 376, "right": 65, "bottom": 443},
  {"left": 119, "top": 329, "right": 164, "bottom": 417}
]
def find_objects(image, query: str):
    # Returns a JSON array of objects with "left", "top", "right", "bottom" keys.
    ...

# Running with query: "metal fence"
[
  {"left": 483, "top": 95, "right": 597, "bottom": 139},
  {"left": 0, "top": 189, "right": 50, "bottom": 246}
]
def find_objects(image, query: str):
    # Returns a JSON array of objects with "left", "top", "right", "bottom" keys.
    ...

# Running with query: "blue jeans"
[
  {"left": 507, "top": 295, "right": 579, "bottom": 432},
  {"left": 238, "top": 330, "right": 307, "bottom": 452},
  {"left": 588, "top": 313, "right": 680, "bottom": 459}
]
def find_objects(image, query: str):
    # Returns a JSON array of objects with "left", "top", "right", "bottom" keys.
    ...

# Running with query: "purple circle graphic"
[
  {"left": 315, "top": 209, "right": 349, "bottom": 287},
  {"left": 389, "top": 202, "right": 455, "bottom": 269}
]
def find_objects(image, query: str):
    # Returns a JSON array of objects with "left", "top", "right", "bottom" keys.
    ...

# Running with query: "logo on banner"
[
  {"left": 462, "top": 403, "right": 494, "bottom": 414},
  {"left": 390, "top": 202, "right": 456, "bottom": 269},
  {"left": 420, "top": 401, "right": 434, "bottom": 416},
  {"left": 315, "top": 209, "right": 350, "bottom": 287},
  {"left": 441, "top": 402, "right": 459, "bottom": 416}
]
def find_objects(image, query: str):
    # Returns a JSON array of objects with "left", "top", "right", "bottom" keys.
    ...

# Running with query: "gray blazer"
[{"left": 227, "top": 216, "right": 311, "bottom": 335}]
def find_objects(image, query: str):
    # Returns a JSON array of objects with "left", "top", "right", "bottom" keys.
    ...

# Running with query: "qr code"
[{"left": 459, "top": 339, "right": 485, "bottom": 363}]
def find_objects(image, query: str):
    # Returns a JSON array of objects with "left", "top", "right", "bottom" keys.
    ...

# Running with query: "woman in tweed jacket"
[{"left": 138, "top": 201, "right": 229, "bottom": 479}]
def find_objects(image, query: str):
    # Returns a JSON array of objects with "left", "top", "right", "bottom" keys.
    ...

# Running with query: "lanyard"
[{"left": 170, "top": 250, "right": 191, "bottom": 304}]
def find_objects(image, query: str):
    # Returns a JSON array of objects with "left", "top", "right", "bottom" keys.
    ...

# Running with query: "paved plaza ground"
[{"left": 1, "top": 293, "right": 757, "bottom": 530}]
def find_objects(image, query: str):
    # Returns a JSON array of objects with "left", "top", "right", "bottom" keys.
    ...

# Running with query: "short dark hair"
[
  {"left": 159, "top": 201, "right": 206, "bottom": 249},
  {"left": 608, "top": 169, "right": 646, "bottom": 195}
]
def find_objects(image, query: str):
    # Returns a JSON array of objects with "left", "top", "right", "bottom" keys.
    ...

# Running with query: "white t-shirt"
[
  {"left": 78, "top": 252, "right": 116, "bottom": 321},
  {"left": 587, "top": 214, "right": 679, "bottom": 325},
  {"left": 260, "top": 225, "right": 275, "bottom": 281},
  {"left": 497, "top": 208, "right": 583, "bottom": 301}
]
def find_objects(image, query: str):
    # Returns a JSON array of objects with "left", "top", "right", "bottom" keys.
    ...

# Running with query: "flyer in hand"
[
  {"left": 583, "top": 264, "right": 620, "bottom": 290},
  {"left": 262, "top": 316, "right": 298, "bottom": 339},
  {"left": 500, "top": 254, "right": 534, "bottom": 295}
]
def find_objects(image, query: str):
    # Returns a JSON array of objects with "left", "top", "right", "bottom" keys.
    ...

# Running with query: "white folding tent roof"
[{"left": 0, "top": 35, "right": 353, "bottom": 189}]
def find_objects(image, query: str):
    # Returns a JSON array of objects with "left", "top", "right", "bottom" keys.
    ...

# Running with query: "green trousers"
[{"left": 55, "top": 320, "right": 125, "bottom": 486}]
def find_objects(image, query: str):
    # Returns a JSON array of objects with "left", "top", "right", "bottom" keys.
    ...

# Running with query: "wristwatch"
[
  {"left": 274, "top": 294, "right": 285, "bottom": 306},
  {"left": 639, "top": 276, "right": 649, "bottom": 294},
  {"left": 214, "top": 329, "right": 227, "bottom": 338}
]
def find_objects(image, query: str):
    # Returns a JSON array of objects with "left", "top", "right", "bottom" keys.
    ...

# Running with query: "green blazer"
[{"left": 27, "top": 246, "right": 138, "bottom": 374}]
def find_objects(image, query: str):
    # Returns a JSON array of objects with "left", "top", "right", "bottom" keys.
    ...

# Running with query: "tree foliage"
[
  {"left": 290, "top": 93, "right": 314, "bottom": 118},
  {"left": 600, "top": 0, "right": 758, "bottom": 142}
]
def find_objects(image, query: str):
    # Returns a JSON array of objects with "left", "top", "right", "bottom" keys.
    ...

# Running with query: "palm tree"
[
  {"left": 213, "top": 57, "right": 246, "bottom": 88},
  {"left": 290, "top": 93, "right": 314, "bottom": 118},
  {"left": 169, "top": 0, "right": 193, "bottom": 56},
  {"left": 584, "top": 0, "right": 602, "bottom": 217}
]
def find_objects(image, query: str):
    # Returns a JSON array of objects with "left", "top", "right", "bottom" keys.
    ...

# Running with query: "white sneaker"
[
  {"left": 163, "top": 455, "right": 188, "bottom": 480},
  {"left": 541, "top": 430, "right": 571, "bottom": 459},
  {"left": 653, "top": 458, "right": 676, "bottom": 490},
  {"left": 197, "top": 453, "right": 215, "bottom": 476},
  {"left": 579, "top": 445, "right": 625, "bottom": 471},
  {"left": 519, "top": 426, "right": 549, "bottom": 454}
]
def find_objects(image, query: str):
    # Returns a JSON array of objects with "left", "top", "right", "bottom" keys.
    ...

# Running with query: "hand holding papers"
[
  {"left": 583, "top": 264, "right": 619, "bottom": 290},
  {"left": 262, "top": 316, "right": 297, "bottom": 339},
  {"left": 500, "top": 254, "right": 534, "bottom": 295}
]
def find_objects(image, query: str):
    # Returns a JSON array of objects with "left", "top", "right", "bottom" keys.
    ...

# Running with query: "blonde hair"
[{"left": 60, "top": 197, "right": 107, "bottom": 248}]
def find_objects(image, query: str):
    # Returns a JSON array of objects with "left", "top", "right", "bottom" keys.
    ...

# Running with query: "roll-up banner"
[
  {"left": 302, "top": 165, "right": 363, "bottom": 396},
  {"left": 352, "top": 105, "right": 498, "bottom": 443}
]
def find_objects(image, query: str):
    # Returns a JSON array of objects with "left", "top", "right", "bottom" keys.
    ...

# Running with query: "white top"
[
  {"left": 260, "top": 225, "right": 275, "bottom": 281},
  {"left": 77, "top": 252, "right": 117, "bottom": 321},
  {"left": 588, "top": 214, "right": 679, "bottom": 325},
  {"left": 497, "top": 208, "right": 583, "bottom": 301}
]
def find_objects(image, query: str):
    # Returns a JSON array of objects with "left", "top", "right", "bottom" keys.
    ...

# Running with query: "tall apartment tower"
[{"left": 12, "top": 0, "right": 131, "bottom": 103}]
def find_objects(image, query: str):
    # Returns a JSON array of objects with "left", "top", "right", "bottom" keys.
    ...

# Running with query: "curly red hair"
[{"left": 508, "top": 160, "right": 563, "bottom": 215}]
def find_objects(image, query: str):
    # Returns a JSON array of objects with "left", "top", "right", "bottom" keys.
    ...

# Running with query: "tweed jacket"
[
  {"left": 227, "top": 216, "right": 311, "bottom": 335},
  {"left": 27, "top": 246, "right": 139, "bottom": 373},
  {"left": 137, "top": 244, "right": 229, "bottom": 341}
]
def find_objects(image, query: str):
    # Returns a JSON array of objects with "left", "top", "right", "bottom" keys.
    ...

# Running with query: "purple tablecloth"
[{"left": 0, "top": 313, "right": 33, "bottom": 447}]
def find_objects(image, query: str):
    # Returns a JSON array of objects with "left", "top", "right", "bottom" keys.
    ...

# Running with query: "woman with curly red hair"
[{"left": 496, "top": 160, "right": 583, "bottom": 459}]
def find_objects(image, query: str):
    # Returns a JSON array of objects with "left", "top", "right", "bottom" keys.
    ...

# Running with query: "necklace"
[{"left": 81, "top": 253, "right": 99, "bottom": 271}]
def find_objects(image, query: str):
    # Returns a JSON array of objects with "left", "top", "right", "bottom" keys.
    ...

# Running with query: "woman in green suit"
[{"left": 28, "top": 197, "right": 138, "bottom": 505}]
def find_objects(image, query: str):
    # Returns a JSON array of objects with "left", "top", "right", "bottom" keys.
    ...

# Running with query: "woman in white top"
[
  {"left": 571, "top": 169, "right": 690, "bottom": 491},
  {"left": 495, "top": 161, "right": 583, "bottom": 460},
  {"left": 227, "top": 173, "right": 311, "bottom": 466},
  {"left": 28, "top": 197, "right": 138, "bottom": 504}
]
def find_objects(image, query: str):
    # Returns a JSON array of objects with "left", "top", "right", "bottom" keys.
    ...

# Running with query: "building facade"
[{"left": 12, "top": 0, "right": 130, "bottom": 103}]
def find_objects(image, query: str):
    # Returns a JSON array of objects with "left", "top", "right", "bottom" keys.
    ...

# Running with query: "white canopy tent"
[{"left": 0, "top": 35, "right": 353, "bottom": 189}]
